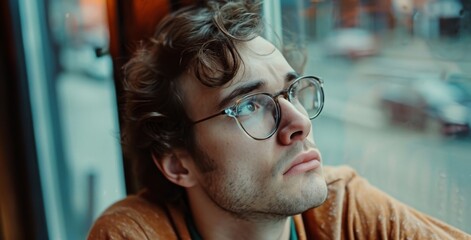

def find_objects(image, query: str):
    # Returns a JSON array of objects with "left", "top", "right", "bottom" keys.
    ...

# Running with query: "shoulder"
[
  {"left": 322, "top": 165, "right": 358, "bottom": 185},
  {"left": 303, "top": 165, "right": 470, "bottom": 239},
  {"left": 302, "top": 165, "right": 390, "bottom": 238},
  {"left": 318, "top": 165, "right": 395, "bottom": 213},
  {"left": 322, "top": 165, "right": 379, "bottom": 197},
  {"left": 321, "top": 165, "right": 390, "bottom": 214},
  {"left": 87, "top": 190, "right": 179, "bottom": 240}
]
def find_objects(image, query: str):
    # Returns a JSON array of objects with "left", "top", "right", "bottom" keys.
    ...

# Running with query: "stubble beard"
[{"left": 191, "top": 143, "right": 328, "bottom": 222}]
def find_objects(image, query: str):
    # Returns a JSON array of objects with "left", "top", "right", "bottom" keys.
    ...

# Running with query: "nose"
[{"left": 276, "top": 97, "right": 312, "bottom": 145}]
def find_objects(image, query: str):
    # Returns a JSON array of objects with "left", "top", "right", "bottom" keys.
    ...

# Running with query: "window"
[
  {"left": 18, "top": 0, "right": 125, "bottom": 239},
  {"left": 274, "top": 0, "right": 470, "bottom": 232}
]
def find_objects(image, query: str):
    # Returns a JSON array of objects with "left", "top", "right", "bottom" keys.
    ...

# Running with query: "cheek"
[
  {"left": 307, "top": 124, "right": 315, "bottom": 141},
  {"left": 195, "top": 120, "right": 246, "bottom": 157},
  {"left": 194, "top": 121, "right": 276, "bottom": 175}
]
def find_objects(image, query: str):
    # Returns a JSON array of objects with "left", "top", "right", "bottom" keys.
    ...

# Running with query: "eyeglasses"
[{"left": 192, "top": 76, "right": 325, "bottom": 140}]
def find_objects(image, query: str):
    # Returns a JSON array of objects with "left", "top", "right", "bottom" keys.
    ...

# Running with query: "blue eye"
[{"left": 237, "top": 98, "right": 259, "bottom": 116}]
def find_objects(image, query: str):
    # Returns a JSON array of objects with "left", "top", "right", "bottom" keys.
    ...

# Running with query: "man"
[{"left": 88, "top": 1, "right": 469, "bottom": 239}]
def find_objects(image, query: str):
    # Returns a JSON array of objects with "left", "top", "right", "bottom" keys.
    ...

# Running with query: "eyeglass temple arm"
[{"left": 192, "top": 110, "right": 227, "bottom": 125}]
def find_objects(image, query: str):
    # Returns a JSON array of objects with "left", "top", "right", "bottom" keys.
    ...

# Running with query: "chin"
[
  {"left": 284, "top": 178, "right": 328, "bottom": 215},
  {"left": 305, "top": 177, "right": 329, "bottom": 208},
  {"left": 252, "top": 180, "right": 328, "bottom": 219}
]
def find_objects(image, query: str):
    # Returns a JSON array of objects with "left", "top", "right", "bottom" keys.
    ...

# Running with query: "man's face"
[{"left": 180, "top": 36, "right": 328, "bottom": 220}]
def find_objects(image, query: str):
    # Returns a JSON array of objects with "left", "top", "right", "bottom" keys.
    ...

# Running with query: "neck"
[{"left": 186, "top": 190, "right": 292, "bottom": 240}]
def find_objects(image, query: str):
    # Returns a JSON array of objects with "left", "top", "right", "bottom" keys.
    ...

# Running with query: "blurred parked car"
[{"left": 381, "top": 73, "right": 471, "bottom": 137}]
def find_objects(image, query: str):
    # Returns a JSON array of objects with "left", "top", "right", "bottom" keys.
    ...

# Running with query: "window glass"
[
  {"left": 278, "top": 0, "right": 470, "bottom": 232},
  {"left": 19, "top": 0, "right": 126, "bottom": 239}
]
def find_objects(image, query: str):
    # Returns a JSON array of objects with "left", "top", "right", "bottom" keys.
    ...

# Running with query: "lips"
[{"left": 283, "top": 150, "right": 321, "bottom": 176}]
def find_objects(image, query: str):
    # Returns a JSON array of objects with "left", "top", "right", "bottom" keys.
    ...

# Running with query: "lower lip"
[{"left": 284, "top": 159, "right": 320, "bottom": 176}]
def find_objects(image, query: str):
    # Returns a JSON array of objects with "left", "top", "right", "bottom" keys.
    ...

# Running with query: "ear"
[{"left": 152, "top": 149, "right": 197, "bottom": 188}]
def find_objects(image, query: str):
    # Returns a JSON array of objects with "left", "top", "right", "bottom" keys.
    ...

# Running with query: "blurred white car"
[{"left": 324, "top": 28, "right": 378, "bottom": 59}]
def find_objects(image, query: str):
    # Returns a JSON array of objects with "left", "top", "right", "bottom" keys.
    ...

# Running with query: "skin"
[{"left": 156, "top": 36, "right": 328, "bottom": 240}]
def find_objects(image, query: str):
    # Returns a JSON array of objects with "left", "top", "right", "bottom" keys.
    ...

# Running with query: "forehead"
[
  {"left": 180, "top": 36, "right": 294, "bottom": 118},
  {"left": 236, "top": 37, "right": 289, "bottom": 79}
]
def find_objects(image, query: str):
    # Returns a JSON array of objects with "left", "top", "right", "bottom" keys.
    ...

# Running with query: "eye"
[{"left": 237, "top": 97, "right": 260, "bottom": 116}]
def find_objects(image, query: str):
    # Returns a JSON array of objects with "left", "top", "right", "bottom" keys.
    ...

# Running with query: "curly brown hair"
[{"left": 121, "top": 0, "right": 263, "bottom": 202}]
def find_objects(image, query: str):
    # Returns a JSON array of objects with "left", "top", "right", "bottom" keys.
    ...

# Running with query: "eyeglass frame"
[{"left": 192, "top": 75, "right": 325, "bottom": 140}]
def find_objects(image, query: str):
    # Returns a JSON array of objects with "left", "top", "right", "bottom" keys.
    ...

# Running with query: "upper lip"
[{"left": 283, "top": 149, "right": 321, "bottom": 175}]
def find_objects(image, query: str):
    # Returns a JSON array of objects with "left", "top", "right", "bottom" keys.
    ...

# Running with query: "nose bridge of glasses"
[
  {"left": 276, "top": 93, "right": 302, "bottom": 115},
  {"left": 274, "top": 90, "right": 290, "bottom": 102}
]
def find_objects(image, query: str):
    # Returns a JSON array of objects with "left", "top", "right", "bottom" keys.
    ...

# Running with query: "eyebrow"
[
  {"left": 218, "top": 72, "right": 300, "bottom": 109},
  {"left": 218, "top": 80, "right": 265, "bottom": 109}
]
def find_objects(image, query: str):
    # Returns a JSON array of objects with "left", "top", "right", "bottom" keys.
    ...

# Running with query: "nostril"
[{"left": 290, "top": 130, "right": 304, "bottom": 140}]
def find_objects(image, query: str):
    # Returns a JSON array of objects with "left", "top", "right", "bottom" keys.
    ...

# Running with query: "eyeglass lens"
[
  {"left": 235, "top": 77, "right": 323, "bottom": 139},
  {"left": 290, "top": 77, "right": 323, "bottom": 118},
  {"left": 236, "top": 94, "right": 279, "bottom": 140}
]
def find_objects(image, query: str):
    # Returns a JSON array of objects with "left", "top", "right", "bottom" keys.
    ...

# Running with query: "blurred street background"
[
  {"left": 302, "top": 0, "right": 471, "bottom": 232},
  {"left": 310, "top": 35, "right": 471, "bottom": 232}
]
